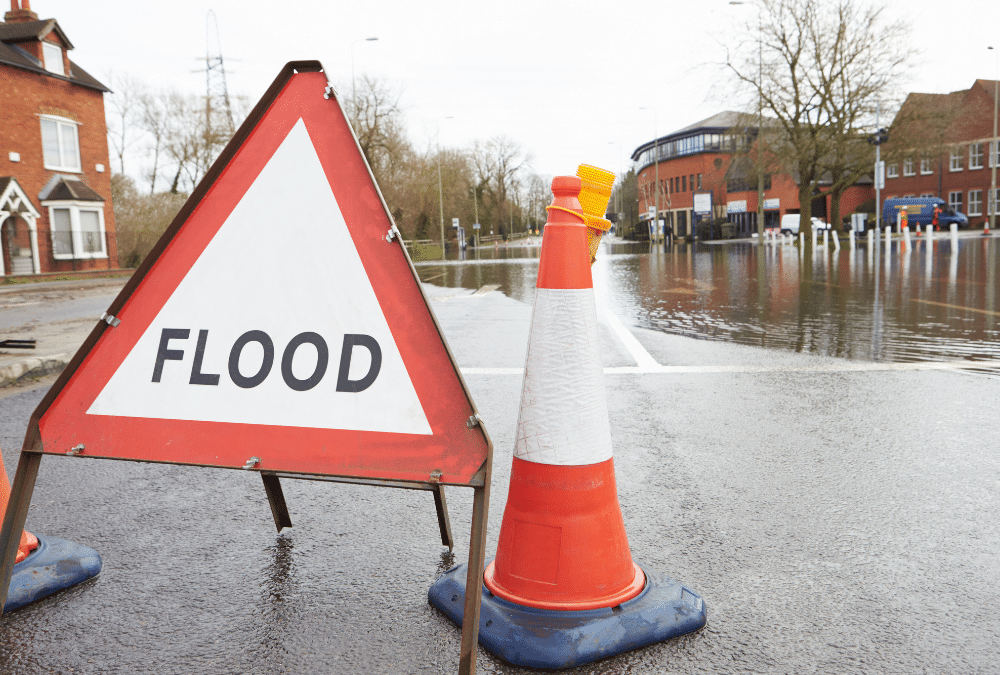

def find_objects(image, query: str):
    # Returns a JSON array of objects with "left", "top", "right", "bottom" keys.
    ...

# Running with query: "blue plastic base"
[
  {"left": 428, "top": 560, "right": 707, "bottom": 670},
  {"left": 4, "top": 534, "right": 102, "bottom": 612}
]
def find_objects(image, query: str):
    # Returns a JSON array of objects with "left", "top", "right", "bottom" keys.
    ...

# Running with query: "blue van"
[{"left": 881, "top": 197, "right": 968, "bottom": 230}]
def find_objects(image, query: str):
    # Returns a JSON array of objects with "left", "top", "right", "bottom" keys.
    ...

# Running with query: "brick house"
[
  {"left": 882, "top": 80, "right": 999, "bottom": 229},
  {"left": 630, "top": 111, "right": 874, "bottom": 238},
  {"left": 0, "top": 0, "right": 117, "bottom": 276}
]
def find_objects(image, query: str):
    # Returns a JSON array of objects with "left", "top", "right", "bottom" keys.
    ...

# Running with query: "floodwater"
[{"left": 415, "top": 232, "right": 1000, "bottom": 368}]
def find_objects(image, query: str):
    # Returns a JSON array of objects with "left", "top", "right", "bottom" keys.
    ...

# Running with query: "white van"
[{"left": 780, "top": 214, "right": 830, "bottom": 235}]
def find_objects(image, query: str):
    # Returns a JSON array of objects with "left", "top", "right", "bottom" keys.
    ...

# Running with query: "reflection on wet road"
[{"left": 416, "top": 234, "right": 1000, "bottom": 371}]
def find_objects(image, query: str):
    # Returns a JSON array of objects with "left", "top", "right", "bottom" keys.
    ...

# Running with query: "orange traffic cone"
[
  {"left": 0, "top": 443, "right": 101, "bottom": 612},
  {"left": 429, "top": 176, "right": 706, "bottom": 670},
  {"left": 0, "top": 446, "right": 38, "bottom": 564}
]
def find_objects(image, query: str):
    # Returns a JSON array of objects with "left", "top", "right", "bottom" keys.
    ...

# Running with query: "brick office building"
[
  {"left": 0, "top": 0, "right": 117, "bottom": 276},
  {"left": 631, "top": 111, "right": 874, "bottom": 238},
  {"left": 882, "top": 80, "right": 999, "bottom": 229}
]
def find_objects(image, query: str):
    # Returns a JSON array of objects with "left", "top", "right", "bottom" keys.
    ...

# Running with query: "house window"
[
  {"left": 40, "top": 116, "right": 80, "bottom": 172},
  {"left": 903, "top": 158, "right": 915, "bottom": 176},
  {"left": 682, "top": 175, "right": 687, "bottom": 192},
  {"left": 920, "top": 193, "right": 934, "bottom": 198},
  {"left": 697, "top": 173, "right": 702, "bottom": 190},
  {"left": 949, "top": 191, "right": 962, "bottom": 211},
  {"left": 969, "top": 190, "right": 983, "bottom": 216},
  {"left": 886, "top": 163, "right": 898, "bottom": 178},
  {"left": 970, "top": 143, "right": 984, "bottom": 170},
  {"left": 920, "top": 156, "right": 933, "bottom": 175},
  {"left": 42, "top": 41, "right": 64, "bottom": 76},
  {"left": 950, "top": 148, "right": 963, "bottom": 171},
  {"left": 47, "top": 204, "right": 107, "bottom": 259}
]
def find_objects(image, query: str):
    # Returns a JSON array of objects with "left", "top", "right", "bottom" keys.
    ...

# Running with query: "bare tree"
[
  {"left": 728, "top": 0, "right": 913, "bottom": 241},
  {"left": 105, "top": 72, "right": 143, "bottom": 175},
  {"left": 473, "top": 135, "right": 531, "bottom": 237},
  {"left": 349, "top": 74, "right": 408, "bottom": 184}
]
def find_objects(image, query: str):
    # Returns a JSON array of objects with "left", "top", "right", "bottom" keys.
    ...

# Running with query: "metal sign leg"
[
  {"left": 432, "top": 484, "right": 454, "bottom": 550},
  {"left": 458, "top": 476, "right": 490, "bottom": 675},
  {"left": 260, "top": 473, "right": 293, "bottom": 532}
]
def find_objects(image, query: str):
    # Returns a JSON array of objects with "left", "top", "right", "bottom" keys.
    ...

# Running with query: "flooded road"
[{"left": 417, "top": 233, "right": 1000, "bottom": 369}]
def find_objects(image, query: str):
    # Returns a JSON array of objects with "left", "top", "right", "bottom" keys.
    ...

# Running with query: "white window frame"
[
  {"left": 949, "top": 191, "right": 963, "bottom": 211},
  {"left": 42, "top": 41, "right": 64, "bottom": 76},
  {"left": 990, "top": 188, "right": 999, "bottom": 216},
  {"left": 950, "top": 148, "right": 963, "bottom": 171},
  {"left": 45, "top": 202, "right": 107, "bottom": 260},
  {"left": 886, "top": 163, "right": 898, "bottom": 178},
  {"left": 970, "top": 143, "right": 984, "bottom": 170},
  {"left": 903, "top": 157, "right": 915, "bottom": 176},
  {"left": 39, "top": 115, "right": 81, "bottom": 172},
  {"left": 920, "top": 156, "right": 933, "bottom": 175},
  {"left": 968, "top": 190, "right": 983, "bottom": 217}
]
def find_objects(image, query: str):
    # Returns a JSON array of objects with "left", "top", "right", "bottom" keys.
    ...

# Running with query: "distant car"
[{"left": 780, "top": 214, "right": 830, "bottom": 235}]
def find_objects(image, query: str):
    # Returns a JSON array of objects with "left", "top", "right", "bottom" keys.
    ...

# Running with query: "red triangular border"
[{"left": 31, "top": 62, "right": 489, "bottom": 486}]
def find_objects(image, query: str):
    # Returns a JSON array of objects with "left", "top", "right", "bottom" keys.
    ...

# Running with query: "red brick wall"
[{"left": 0, "top": 61, "right": 118, "bottom": 272}]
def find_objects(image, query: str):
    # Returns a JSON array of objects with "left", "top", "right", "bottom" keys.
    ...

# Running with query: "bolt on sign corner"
[{"left": 32, "top": 61, "right": 489, "bottom": 487}]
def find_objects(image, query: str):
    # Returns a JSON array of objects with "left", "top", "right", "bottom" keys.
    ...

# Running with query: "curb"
[{"left": 0, "top": 353, "right": 70, "bottom": 388}]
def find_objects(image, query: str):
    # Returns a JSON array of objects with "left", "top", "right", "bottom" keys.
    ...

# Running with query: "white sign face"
[
  {"left": 764, "top": 198, "right": 780, "bottom": 210},
  {"left": 693, "top": 193, "right": 712, "bottom": 213},
  {"left": 88, "top": 119, "right": 432, "bottom": 436},
  {"left": 727, "top": 200, "right": 747, "bottom": 214}
]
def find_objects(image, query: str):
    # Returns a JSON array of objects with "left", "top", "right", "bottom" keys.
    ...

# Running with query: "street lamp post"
[
  {"left": 608, "top": 141, "right": 623, "bottom": 236},
  {"left": 989, "top": 46, "right": 998, "bottom": 233},
  {"left": 639, "top": 108, "right": 659, "bottom": 240},
  {"left": 437, "top": 116, "right": 454, "bottom": 260},
  {"left": 350, "top": 37, "right": 378, "bottom": 115},
  {"left": 730, "top": 1, "right": 765, "bottom": 240}
]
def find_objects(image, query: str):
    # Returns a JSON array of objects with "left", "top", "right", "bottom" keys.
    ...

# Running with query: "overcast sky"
[{"left": 37, "top": 0, "right": 1000, "bottom": 181}]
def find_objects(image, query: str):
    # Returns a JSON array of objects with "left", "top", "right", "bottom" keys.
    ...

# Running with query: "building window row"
[
  {"left": 635, "top": 132, "right": 748, "bottom": 169},
  {"left": 888, "top": 141, "right": 999, "bottom": 179}
]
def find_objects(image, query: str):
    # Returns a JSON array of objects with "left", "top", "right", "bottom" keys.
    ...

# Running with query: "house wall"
[{"left": 0, "top": 56, "right": 117, "bottom": 272}]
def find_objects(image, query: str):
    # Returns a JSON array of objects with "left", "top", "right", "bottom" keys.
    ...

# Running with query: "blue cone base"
[
  {"left": 4, "top": 534, "right": 102, "bottom": 612},
  {"left": 428, "top": 560, "right": 707, "bottom": 670}
]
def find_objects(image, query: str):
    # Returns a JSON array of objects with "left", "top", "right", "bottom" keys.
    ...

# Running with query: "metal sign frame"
[{"left": 0, "top": 61, "right": 492, "bottom": 675}]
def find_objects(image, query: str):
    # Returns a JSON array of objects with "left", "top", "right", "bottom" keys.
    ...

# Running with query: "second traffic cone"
[
  {"left": 1, "top": 444, "right": 102, "bottom": 612},
  {"left": 0, "top": 447, "right": 38, "bottom": 564},
  {"left": 429, "top": 177, "right": 706, "bottom": 670}
]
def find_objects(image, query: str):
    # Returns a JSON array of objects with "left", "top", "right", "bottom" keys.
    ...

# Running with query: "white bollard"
[
  {"left": 833, "top": 230, "right": 841, "bottom": 250},
  {"left": 823, "top": 230, "right": 829, "bottom": 248},
  {"left": 849, "top": 229, "right": 855, "bottom": 248},
  {"left": 903, "top": 226, "right": 911, "bottom": 251},
  {"left": 868, "top": 228, "right": 874, "bottom": 247},
  {"left": 950, "top": 222, "right": 958, "bottom": 238},
  {"left": 885, "top": 225, "right": 891, "bottom": 248}
]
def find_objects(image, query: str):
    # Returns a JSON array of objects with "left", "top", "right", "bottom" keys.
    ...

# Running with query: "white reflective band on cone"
[{"left": 514, "top": 287, "right": 613, "bottom": 465}]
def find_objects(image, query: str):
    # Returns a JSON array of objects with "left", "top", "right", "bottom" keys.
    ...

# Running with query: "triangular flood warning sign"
[{"left": 33, "top": 63, "right": 489, "bottom": 486}]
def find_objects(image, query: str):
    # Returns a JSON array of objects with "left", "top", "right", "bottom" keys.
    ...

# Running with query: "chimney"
[{"left": 4, "top": 0, "right": 39, "bottom": 23}]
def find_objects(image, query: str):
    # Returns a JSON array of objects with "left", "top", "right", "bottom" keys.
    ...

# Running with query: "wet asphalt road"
[{"left": 1, "top": 283, "right": 999, "bottom": 674}]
